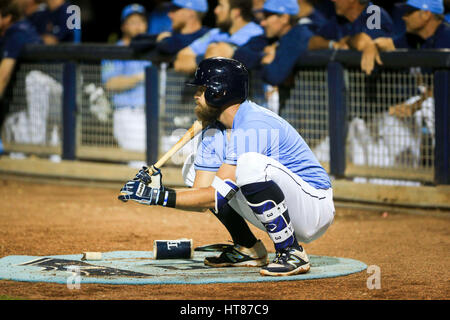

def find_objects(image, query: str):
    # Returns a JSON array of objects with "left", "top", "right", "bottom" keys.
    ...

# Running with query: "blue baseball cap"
[
  {"left": 121, "top": 4, "right": 147, "bottom": 23},
  {"left": 401, "top": 0, "right": 444, "bottom": 15},
  {"left": 170, "top": 0, "right": 208, "bottom": 13},
  {"left": 262, "top": 0, "right": 299, "bottom": 15}
]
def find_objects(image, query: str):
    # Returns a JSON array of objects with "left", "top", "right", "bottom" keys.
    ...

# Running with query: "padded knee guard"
[
  {"left": 241, "top": 181, "right": 298, "bottom": 251},
  {"left": 211, "top": 176, "right": 239, "bottom": 214}
]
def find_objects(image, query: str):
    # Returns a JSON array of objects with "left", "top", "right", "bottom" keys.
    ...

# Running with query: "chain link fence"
[
  {"left": 280, "top": 69, "right": 329, "bottom": 168},
  {"left": 345, "top": 68, "right": 434, "bottom": 183},
  {"left": 76, "top": 61, "right": 150, "bottom": 163},
  {"left": 162, "top": 69, "right": 198, "bottom": 161},
  {"left": 1, "top": 63, "right": 63, "bottom": 156}
]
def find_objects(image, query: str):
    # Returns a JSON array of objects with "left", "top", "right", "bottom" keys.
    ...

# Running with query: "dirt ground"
[{"left": 0, "top": 179, "right": 448, "bottom": 300}]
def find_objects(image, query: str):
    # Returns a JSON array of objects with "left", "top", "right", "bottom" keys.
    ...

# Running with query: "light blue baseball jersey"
[
  {"left": 194, "top": 101, "right": 331, "bottom": 190},
  {"left": 101, "top": 40, "right": 152, "bottom": 109},
  {"left": 189, "top": 22, "right": 264, "bottom": 56}
]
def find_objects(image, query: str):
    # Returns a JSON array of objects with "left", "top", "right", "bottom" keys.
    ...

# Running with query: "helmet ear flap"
[{"left": 205, "top": 81, "right": 227, "bottom": 108}]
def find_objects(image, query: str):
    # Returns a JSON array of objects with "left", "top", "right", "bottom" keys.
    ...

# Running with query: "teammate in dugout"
[
  {"left": 374, "top": 0, "right": 450, "bottom": 50},
  {"left": 154, "top": 0, "right": 210, "bottom": 56},
  {"left": 118, "top": 57, "right": 335, "bottom": 277},
  {"left": 174, "top": 0, "right": 263, "bottom": 74},
  {"left": 0, "top": 0, "right": 42, "bottom": 132},
  {"left": 234, "top": 0, "right": 315, "bottom": 86},
  {"left": 101, "top": 4, "right": 151, "bottom": 153},
  {"left": 308, "top": 0, "right": 394, "bottom": 75},
  {"left": 42, "top": 0, "right": 81, "bottom": 44}
]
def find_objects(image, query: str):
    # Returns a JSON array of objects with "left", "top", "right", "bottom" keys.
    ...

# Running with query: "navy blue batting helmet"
[{"left": 187, "top": 57, "right": 249, "bottom": 108}]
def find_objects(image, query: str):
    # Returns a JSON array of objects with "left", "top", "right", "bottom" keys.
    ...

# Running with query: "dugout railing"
[{"left": 2, "top": 44, "right": 449, "bottom": 186}]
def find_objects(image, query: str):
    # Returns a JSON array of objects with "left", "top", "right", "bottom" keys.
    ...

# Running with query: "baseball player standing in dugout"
[{"left": 119, "top": 57, "right": 335, "bottom": 277}]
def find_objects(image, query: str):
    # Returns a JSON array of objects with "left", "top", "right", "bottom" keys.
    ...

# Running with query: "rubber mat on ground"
[{"left": 0, "top": 251, "right": 367, "bottom": 285}]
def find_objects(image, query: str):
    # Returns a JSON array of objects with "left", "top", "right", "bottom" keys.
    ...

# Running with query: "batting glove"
[
  {"left": 134, "top": 165, "right": 162, "bottom": 189},
  {"left": 134, "top": 166, "right": 152, "bottom": 184},
  {"left": 118, "top": 180, "right": 176, "bottom": 207}
]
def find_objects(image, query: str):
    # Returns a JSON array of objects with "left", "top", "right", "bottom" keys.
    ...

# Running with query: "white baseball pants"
[{"left": 183, "top": 152, "right": 335, "bottom": 243}]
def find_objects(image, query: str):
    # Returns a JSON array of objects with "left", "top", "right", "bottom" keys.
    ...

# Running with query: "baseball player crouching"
[{"left": 119, "top": 57, "right": 335, "bottom": 276}]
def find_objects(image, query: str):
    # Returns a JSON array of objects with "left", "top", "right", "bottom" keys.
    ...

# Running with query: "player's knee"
[
  {"left": 237, "top": 152, "right": 262, "bottom": 166},
  {"left": 236, "top": 152, "right": 268, "bottom": 187}
]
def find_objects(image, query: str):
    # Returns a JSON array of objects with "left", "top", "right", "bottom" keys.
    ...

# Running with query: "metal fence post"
[
  {"left": 433, "top": 70, "right": 450, "bottom": 185},
  {"left": 145, "top": 64, "right": 160, "bottom": 166},
  {"left": 62, "top": 62, "right": 77, "bottom": 160},
  {"left": 327, "top": 62, "right": 347, "bottom": 178}
]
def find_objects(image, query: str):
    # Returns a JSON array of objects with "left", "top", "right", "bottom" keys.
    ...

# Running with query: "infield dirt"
[{"left": 0, "top": 179, "right": 448, "bottom": 300}]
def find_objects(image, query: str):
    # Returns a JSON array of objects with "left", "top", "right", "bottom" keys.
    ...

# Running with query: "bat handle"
[
  {"left": 147, "top": 120, "right": 203, "bottom": 175},
  {"left": 147, "top": 165, "right": 160, "bottom": 176}
]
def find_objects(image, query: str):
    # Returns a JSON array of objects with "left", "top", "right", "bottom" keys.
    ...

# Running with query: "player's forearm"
[
  {"left": 174, "top": 186, "right": 216, "bottom": 210},
  {"left": 0, "top": 77, "right": 9, "bottom": 98},
  {"left": 348, "top": 32, "right": 375, "bottom": 51},
  {"left": 41, "top": 34, "right": 59, "bottom": 45},
  {"left": 174, "top": 49, "right": 198, "bottom": 74},
  {"left": 105, "top": 73, "right": 144, "bottom": 92},
  {"left": 0, "top": 58, "right": 16, "bottom": 98},
  {"left": 374, "top": 37, "right": 396, "bottom": 51},
  {"left": 308, "top": 35, "right": 333, "bottom": 50},
  {"left": 0, "top": 84, "right": 6, "bottom": 99},
  {"left": 204, "top": 42, "right": 236, "bottom": 59}
]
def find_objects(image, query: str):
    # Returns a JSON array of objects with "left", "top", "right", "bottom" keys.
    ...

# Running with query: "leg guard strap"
[
  {"left": 251, "top": 200, "right": 288, "bottom": 224},
  {"left": 267, "top": 221, "right": 295, "bottom": 244}
]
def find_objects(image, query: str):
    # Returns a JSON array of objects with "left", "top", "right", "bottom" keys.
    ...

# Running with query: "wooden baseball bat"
[{"left": 149, "top": 120, "right": 203, "bottom": 174}]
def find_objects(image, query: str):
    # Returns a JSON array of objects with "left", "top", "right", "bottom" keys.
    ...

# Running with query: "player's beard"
[
  {"left": 171, "top": 20, "right": 185, "bottom": 33},
  {"left": 217, "top": 17, "right": 232, "bottom": 33},
  {"left": 194, "top": 103, "right": 222, "bottom": 127}
]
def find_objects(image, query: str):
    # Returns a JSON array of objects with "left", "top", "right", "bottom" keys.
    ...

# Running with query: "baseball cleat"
[
  {"left": 204, "top": 240, "right": 268, "bottom": 267},
  {"left": 260, "top": 245, "right": 310, "bottom": 276}
]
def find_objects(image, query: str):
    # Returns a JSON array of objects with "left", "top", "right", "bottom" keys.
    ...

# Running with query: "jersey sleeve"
[
  {"left": 393, "top": 34, "right": 409, "bottom": 49},
  {"left": 188, "top": 29, "right": 219, "bottom": 56},
  {"left": 435, "top": 26, "right": 450, "bottom": 49},
  {"left": 157, "top": 28, "right": 211, "bottom": 55},
  {"left": 233, "top": 35, "right": 268, "bottom": 70},
  {"left": 262, "top": 26, "right": 313, "bottom": 86},
  {"left": 194, "top": 126, "right": 226, "bottom": 171},
  {"left": 3, "top": 32, "right": 29, "bottom": 59},
  {"left": 101, "top": 60, "right": 123, "bottom": 83},
  {"left": 228, "top": 22, "right": 264, "bottom": 46},
  {"left": 316, "top": 18, "right": 339, "bottom": 40},
  {"left": 156, "top": 34, "right": 186, "bottom": 55}
]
